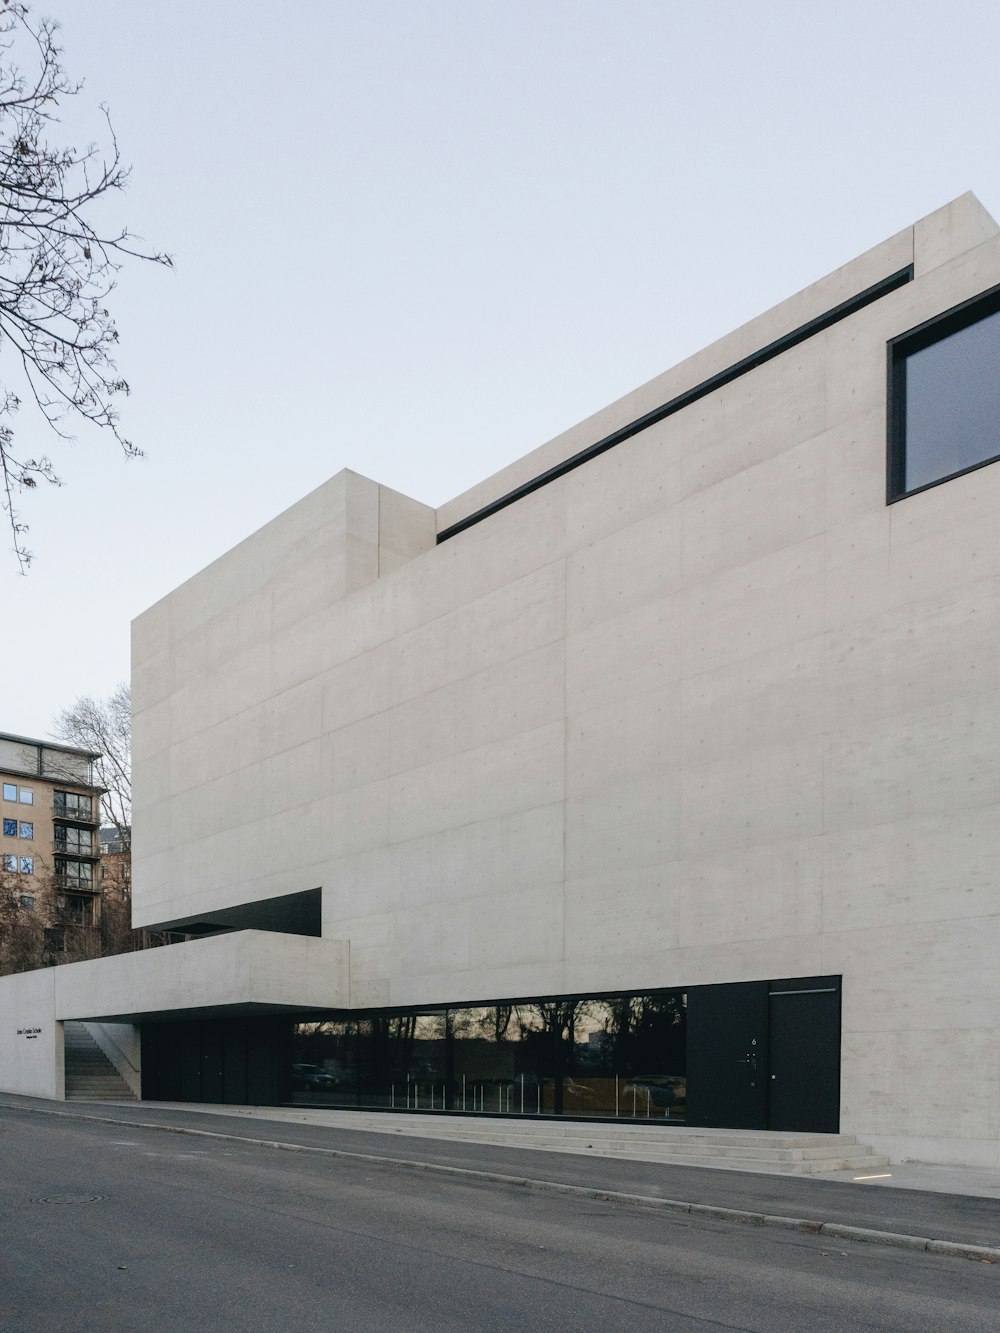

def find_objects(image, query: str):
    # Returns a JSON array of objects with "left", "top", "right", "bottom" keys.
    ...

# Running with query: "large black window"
[
  {"left": 289, "top": 989, "right": 688, "bottom": 1122},
  {"left": 889, "top": 287, "right": 1000, "bottom": 500}
]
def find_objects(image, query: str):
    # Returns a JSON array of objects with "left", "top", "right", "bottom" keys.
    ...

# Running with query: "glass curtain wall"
[{"left": 289, "top": 990, "right": 687, "bottom": 1122}]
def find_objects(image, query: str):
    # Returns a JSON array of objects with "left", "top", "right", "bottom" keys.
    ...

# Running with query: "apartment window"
[
  {"left": 19, "top": 821, "right": 32, "bottom": 840},
  {"left": 19, "top": 894, "right": 34, "bottom": 909},
  {"left": 2, "top": 783, "right": 15, "bottom": 802},
  {"left": 55, "top": 858, "right": 92, "bottom": 887},
  {"left": 55, "top": 824, "right": 92, "bottom": 855},
  {"left": 2, "top": 818, "right": 15, "bottom": 837},
  {"left": 53, "top": 791, "right": 92, "bottom": 820},
  {"left": 18, "top": 856, "right": 33, "bottom": 874},
  {"left": 58, "top": 894, "right": 94, "bottom": 926},
  {"left": 2, "top": 854, "right": 16, "bottom": 872},
  {"left": 18, "top": 788, "right": 32, "bottom": 805},
  {"left": 889, "top": 287, "right": 1000, "bottom": 500}
]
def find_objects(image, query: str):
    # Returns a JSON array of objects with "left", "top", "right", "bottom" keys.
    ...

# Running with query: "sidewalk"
[
  {"left": 3, "top": 1093, "right": 998, "bottom": 1255},
  {"left": 136, "top": 1099, "right": 1000, "bottom": 1199}
]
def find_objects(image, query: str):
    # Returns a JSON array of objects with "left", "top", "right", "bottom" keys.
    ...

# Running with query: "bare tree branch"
[
  {"left": 0, "top": 4, "right": 171, "bottom": 570},
  {"left": 52, "top": 680, "right": 131, "bottom": 846}
]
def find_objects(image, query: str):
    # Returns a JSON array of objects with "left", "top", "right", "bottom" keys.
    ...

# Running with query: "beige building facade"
[
  {"left": 2, "top": 192, "right": 999, "bottom": 1167},
  {"left": 1, "top": 733, "right": 103, "bottom": 959}
]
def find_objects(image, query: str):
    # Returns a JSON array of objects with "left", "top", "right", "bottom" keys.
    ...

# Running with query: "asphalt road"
[
  {"left": 1, "top": 1106, "right": 998, "bottom": 1332},
  {"left": 5, "top": 1096, "right": 1000, "bottom": 1249}
]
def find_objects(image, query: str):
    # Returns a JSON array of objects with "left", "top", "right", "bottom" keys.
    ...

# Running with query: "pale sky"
[{"left": 6, "top": 0, "right": 1000, "bottom": 739}]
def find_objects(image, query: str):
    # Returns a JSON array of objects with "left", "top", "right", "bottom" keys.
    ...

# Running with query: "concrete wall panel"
[{"left": 0, "top": 969, "right": 61, "bottom": 1099}]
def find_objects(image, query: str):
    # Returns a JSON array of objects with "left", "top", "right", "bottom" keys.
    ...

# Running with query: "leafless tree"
[
  {"left": 53, "top": 680, "right": 131, "bottom": 845},
  {"left": 53, "top": 681, "right": 172, "bottom": 955},
  {"left": 0, "top": 3, "right": 171, "bottom": 570},
  {"left": 0, "top": 864, "right": 43, "bottom": 972},
  {"left": 0, "top": 860, "right": 101, "bottom": 972}
]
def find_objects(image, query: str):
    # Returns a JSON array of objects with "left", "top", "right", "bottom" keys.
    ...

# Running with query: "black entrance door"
[
  {"left": 767, "top": 979, "right": 841, "bottom": 1132},
  {"left": 685, "top": 981, "right": 769, "bottom": 1128}
]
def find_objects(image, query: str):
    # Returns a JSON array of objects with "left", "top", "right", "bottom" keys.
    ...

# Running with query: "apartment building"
[{"left": 0, "top": 733, "right": 103, "bottom": 961}]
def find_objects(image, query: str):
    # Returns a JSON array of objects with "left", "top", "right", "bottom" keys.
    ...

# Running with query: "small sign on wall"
[{"left": 16, "top": 1027, "right": 42, "bottom": 1039}]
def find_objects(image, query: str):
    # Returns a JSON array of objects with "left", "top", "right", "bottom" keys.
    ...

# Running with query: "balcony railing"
[
  {"left": 53, "top": 872, "right": 97, "bottom": 892},
  {"left": 54, "top": 840, "right": 97, "bottom": 857},
  {"left": 52, "top": 800, "right": 96, "bottom": 823}
]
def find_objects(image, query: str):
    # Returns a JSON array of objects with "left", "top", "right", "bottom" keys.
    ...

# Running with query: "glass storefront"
[
  {"left": 141, "top": 976, "right": 838, "bottom": 1130},
  {"left": 289, "top": 989, "right": 687, "bottom": 1122}
]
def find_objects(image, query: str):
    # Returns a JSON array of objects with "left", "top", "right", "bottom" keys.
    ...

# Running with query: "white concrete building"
[{"left": 3, "top": 192, "right": 1000, "bottom": 1169}]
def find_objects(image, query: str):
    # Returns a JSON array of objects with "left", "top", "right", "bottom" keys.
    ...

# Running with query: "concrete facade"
[{"left": 2, "top": 193, "right": 999, "bottom": 1166}]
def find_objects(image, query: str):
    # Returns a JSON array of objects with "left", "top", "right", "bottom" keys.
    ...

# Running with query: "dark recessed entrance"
[{"left": 141, "top": 1017, "right": 290, "bottom": 1105}]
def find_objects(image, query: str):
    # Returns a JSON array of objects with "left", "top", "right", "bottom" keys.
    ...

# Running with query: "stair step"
[
  {"left": 64, "top": 1022, "right": 136, "bottom": 1103},
  {"left": 267, "top": 1109, "right": 886, "bottom": 1176}
]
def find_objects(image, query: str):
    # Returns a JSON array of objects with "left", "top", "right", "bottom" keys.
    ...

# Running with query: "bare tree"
[
  {"left": 0, "top": 860, "right": 99, "bottom": 973},
  {"left": 53, "top": 681, "right": 171, "bottom": 955},
  {"left": 0, "top": 863, "right": 43, "bottom": 973},
  {"left": 0, "top": 3, "right": 171, "bottom": 570},
  {"left": 53, "top": 680, "right": 130, "bottom": 845}
]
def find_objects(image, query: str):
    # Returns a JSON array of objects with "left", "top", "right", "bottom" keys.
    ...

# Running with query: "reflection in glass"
[
  {"left": 289, "top": 1019, "right": 356, "bottom": 1107},
  {"left": 358, "top": 1011, "right": 448, "bottom": 1109},
  {"left": 903, "top": 306, "right": 1000, "bottom": 493},
  {"left": 449, "top": 1004, "right": 552, "bottom": 1114},
  {"left": 558, "top": 994, "right": 687, "bottom": 1120},
  {"left": 289, "top": 989, "right": 686, "bottom": 1121}
]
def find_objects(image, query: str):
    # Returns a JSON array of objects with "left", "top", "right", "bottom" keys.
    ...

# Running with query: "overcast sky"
[{"left": 6, "top": 0, "right": 1000, "bottom": 739}]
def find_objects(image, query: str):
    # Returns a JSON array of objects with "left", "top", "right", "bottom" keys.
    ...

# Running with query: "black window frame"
[
  {"left": 53, "top": 790, "right": 93, "bottom": 821},
  {"left": 888, "top": 282, "right": 1000, "bottom": 503},
  {"left": 55, "top": 856, "right": 93, "bottom": 887},
  {"left": 54, "top": 823, "right": 93, "bottom": 855}
]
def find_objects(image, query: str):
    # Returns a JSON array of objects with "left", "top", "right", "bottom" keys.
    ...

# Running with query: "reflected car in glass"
[{"left": 290, "top": 1062, "right": 337, "bottom": 1091}]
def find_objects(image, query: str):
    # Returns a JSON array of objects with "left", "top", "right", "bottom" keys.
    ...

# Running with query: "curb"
[{"left": 4, "top": 1101, "right": 999, "bottom": 1264}]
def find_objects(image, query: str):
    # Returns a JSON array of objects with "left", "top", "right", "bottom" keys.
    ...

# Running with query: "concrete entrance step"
[
  {"left": 274, "top": 1109, "right": 888, "bottom": 1176},
  {"left": 63, "top": 1022, "right": 136, "bottom": 1103}
]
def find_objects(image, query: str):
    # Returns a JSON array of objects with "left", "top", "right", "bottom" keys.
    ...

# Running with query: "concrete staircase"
[
  {"left": 267, "top": 1109, "right": 889, "bottom": 1175},
  {"left": 63, "top": 1022, "right": 136, "bottom": 1102}
]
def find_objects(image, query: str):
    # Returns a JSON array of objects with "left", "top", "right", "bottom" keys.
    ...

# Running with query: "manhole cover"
[{"left": 34, "top": 1194, "right": 108, "bottom": 1205}]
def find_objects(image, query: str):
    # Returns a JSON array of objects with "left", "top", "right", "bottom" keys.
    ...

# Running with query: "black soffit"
[{"left": 437, "top": 265, "right": 915, "bottom": 544}]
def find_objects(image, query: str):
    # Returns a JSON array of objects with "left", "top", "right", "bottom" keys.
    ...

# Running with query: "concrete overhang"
[{"left": 53, "top": 930, "right": 349, "bottom": 1024}]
